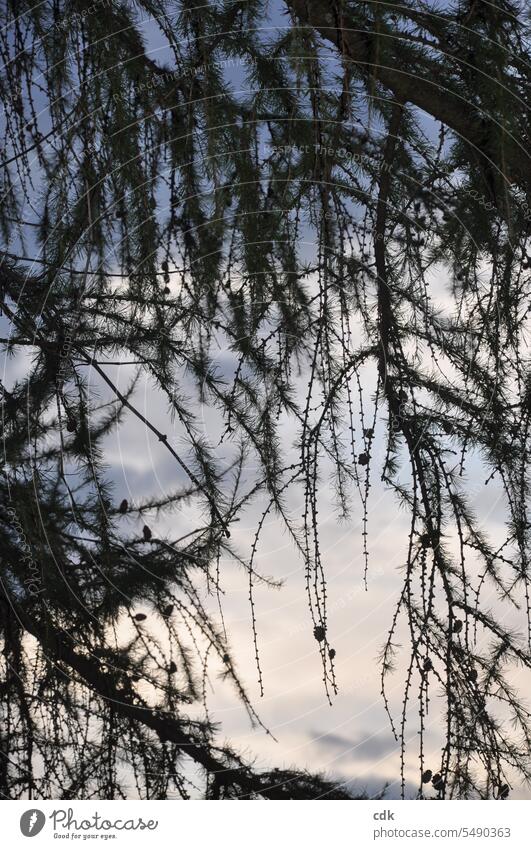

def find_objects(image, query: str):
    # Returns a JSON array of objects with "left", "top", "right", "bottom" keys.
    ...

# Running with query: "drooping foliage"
[{"left": 1, "top": 0, "right": 530, "bottom": 799}]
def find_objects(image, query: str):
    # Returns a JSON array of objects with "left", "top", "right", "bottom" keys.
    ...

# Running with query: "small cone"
[{"left": 313, "top": 625, "right": 326, "bottom": 642}]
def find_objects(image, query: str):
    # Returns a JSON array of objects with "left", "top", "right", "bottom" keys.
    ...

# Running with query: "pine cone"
[
  {"left": 432, "top": 774, "right": 445, "bottom": 792},
  {"left": 142, "top": 525, "right": 152, "bottom": 541},
  {"left": 313, "top": 625, "right": 326, "bottom": 642}
]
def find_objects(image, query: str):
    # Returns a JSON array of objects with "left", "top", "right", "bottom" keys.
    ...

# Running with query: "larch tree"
[{"left": 0, "top": 0, "right": 530, "bottom": 799}]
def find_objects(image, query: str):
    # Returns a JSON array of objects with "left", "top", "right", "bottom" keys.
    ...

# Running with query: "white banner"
[{"left": 2, "top": 800, "right": 530, "bottom": 849}]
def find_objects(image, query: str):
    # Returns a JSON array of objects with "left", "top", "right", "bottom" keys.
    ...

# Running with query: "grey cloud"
[{"left": 310, "top": 729, "right": 399, "bottom": 760}]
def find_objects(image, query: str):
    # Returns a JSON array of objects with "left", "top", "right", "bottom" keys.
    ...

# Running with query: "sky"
[
  {"left": 87, "top": 330, "right": 524, "bottom": 799},
  {"left": 2, "top": 0, "right": 530, "bottom": 800}
]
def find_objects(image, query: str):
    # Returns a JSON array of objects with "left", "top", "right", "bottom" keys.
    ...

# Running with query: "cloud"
[{"left": 310, "top": 729, "right": 399, "bottom": 761}]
